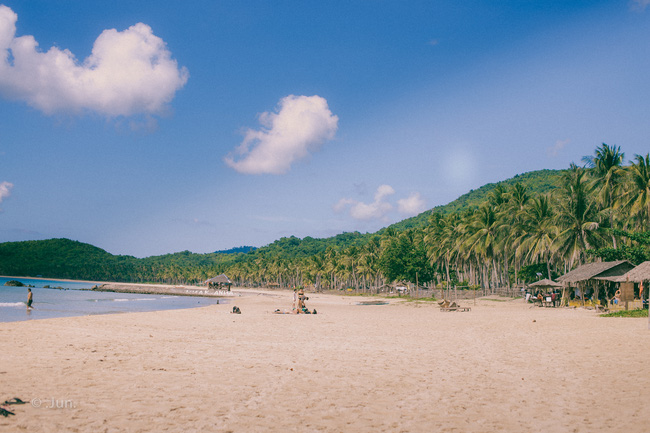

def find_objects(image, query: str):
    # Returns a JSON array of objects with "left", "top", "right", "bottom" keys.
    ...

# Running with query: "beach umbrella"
[
  {"left": 527, "top": 278, "right": 563, "bottom": 293},
  {"left": 528, "top": 278, "right": 562, "bottom": 288}
]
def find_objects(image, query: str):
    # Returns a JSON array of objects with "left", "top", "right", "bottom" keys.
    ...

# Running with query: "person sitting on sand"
[
  {"left": 232, "top": 306, "right": 241, "bottom": 314},
  {"left": 297, "top": 289, "right": 306, "bottom": 310},
  {"left": 293, "top": 288, "right": 313, "bottom": 314}
]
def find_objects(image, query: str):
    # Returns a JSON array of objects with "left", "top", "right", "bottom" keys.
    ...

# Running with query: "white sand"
[{"left": 1, "top": 290, "right": 648, "bottom": 432}]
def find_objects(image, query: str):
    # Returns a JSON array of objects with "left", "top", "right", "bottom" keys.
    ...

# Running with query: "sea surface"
[{"left": 0, "top": 276, "right": 226, "bottom": 323}]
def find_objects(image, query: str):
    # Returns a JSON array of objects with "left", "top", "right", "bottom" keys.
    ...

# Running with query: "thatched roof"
[
  {"left": 527, "top": 278, "right": 563, "bottom": 288},
  {"left": 613, "top": 261, "right": 650, "bottom": 282},
  {"left": 557, "top": 261, "right": 635, "bottom": 284},
  {"left": 205, "top": 274, "right": 231, "bottom": 284}
]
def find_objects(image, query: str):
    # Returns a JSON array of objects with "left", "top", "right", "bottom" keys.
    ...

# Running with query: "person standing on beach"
[
  {"left": 293, "top": 288, "right": 298, "bottom": 311},
  {"left": 551, "top": 291, "right": 557, "bottom": 307},
  {"left": 27, "top": 288, "right": 33, "bottom": 309}
]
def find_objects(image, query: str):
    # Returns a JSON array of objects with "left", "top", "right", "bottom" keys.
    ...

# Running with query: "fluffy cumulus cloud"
[
  {"left": 335, "top": 185, "right": 427, "bottom": 221},
  {"left": 0, "top": 180, "right": 13, "bottom": 210},
  {"left": 334, "top": 185, "right": 396, "bottom": 221},
  {"left": 0, "top": 5, "right": 188, "bottom": 117},
  {"left": 224, "top": 95, "right": 339, "bottom": 175},
  {"left": 397, "top": 192, "right": 426, "bottom": 216}
]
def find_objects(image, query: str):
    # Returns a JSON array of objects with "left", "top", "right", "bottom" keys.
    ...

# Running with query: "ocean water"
[{"left": 0, "top": 277, "right": 226, "bottom": 323}]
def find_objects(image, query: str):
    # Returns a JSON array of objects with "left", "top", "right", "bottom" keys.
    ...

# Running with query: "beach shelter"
[
  {"left": 611, "top": 261, "right": 650, "bottom": 310},
  {"left": 557, "top": 260, "right": 635, "bottom": 306},
  {"left": 527, "top": 278, "right": 563, "bottom": 291},
  {"left": 526, "top": 279, "right": 563, "bottom": 306},
  {"left": 615, "top": 261, "right": 650, "bottom": 283},
  {"left": 205, "top": 274, "right": 232, "bottom": 290}
]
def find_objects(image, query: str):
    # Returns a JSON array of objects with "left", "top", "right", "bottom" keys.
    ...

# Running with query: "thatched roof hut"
[
  {"left": 613, "top": 261, "right": 650, "bottom": 283},
  {"left": 205, "top": 274, "right": 232, "bottom": 286},
  {"left": 557, "top": 260, "right": 635, "bottom": 284},
  {"left": 528, "top": 278, "right": 563, "bottom": 289},
  {"left": 556, "top": 261, "right": 635, "bottom": 307}
]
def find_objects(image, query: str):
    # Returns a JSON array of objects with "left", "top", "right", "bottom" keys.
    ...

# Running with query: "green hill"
[
  {"left": 387, "top": 169, "right": 565, "bottom": 231},
  {"left": 0, "top": 168, "right": 568, "bottom": 283}
]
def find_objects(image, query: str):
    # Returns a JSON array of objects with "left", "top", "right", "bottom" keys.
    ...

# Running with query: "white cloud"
[
  {"left": 0, "top": 180, "right": 13, "bottom": 209},
  {"left": 224, "top": 95, "right": 338, "bottom": 175},
  {"left": 547, "top": 139, "right": 569, "bottom": 157},
  {"left": 397, "top": 192, "right": 426, "bottom": 216},
  {"left": 630, "top": 0, "right": 650, "bottom": 11},
  {"left": 334, "top": 184, "right": 396, "bottom": 221},
  {"left": 0, "top": 5, "right": 188, "bottom": 117}
]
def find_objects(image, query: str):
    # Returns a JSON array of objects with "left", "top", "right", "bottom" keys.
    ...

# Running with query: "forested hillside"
[
  {"left": 1, "top": 145, "right": 648, "bottom": 290},
  {"left": 388, "top": 169, "right": 565, "bottom": 231},
  {"left": 0, "top": 239, "right": 243, "bottom": 284}
]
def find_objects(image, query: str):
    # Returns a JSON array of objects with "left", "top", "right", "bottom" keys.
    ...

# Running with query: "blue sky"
[{"left": 1, "top": 0, "right": 650, "bottom": 257}]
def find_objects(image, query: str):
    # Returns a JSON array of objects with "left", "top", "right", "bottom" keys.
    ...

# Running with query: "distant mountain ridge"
[{"left": 215, "top": 246, "right": 256, "bottom": 254}]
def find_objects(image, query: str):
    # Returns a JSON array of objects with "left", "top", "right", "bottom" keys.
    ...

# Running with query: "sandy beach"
[{"left": 1, "top": 289, "right": 649, "bottom": 432}]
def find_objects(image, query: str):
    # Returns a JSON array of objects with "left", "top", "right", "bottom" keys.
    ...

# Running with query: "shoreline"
[
  {"left": 0, "top": 275, "right": 106, "bottom": 285},
  {"left": 1, "top": 275, "right": 236, "bottom": 297}
]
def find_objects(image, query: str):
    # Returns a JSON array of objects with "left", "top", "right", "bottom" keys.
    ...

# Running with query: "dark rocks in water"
[{"left": 4, "top": 280, "right": 25, "bottom": 287}]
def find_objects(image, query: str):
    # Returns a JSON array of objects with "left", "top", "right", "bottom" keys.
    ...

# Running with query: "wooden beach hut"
[
  {"left": 609, "top": 261, "right": 650, "bottom": 311},
  {"left": 205, "top": 274, "right": 232, "bottom": 291},
  {"left": 557, "top": 260, "right": 635, "bottom": 307}
]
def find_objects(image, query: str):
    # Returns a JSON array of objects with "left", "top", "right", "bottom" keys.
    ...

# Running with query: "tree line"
[{"left": 1, "top": 144, "right": 648, "bottom": 291}]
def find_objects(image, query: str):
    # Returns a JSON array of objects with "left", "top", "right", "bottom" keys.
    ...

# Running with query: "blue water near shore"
[{"left": 0, "top": 277, "right": 226, "bottom": 323}]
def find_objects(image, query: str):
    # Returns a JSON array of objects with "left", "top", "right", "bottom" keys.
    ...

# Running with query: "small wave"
[
  {"left": 0, "top": 302, "right": 26, "bottom": 308},
  {"left": 112, "top": 298, "right": 156, "bottom": 302}
]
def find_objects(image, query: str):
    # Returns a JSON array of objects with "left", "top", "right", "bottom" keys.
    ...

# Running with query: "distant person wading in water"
[{"left": 27, "top": 288, "right": 33, "bottom": 309}]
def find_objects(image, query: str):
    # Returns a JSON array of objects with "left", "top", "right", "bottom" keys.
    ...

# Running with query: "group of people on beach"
[
  {"left": 292, "top": 287, "right": 316, "bottom": 314},
  {"left": 272, "top": 287, "right": 317, "bottom": 314},
  {"left": 525, "top": 290, "right": 559, "bottom": 307}
]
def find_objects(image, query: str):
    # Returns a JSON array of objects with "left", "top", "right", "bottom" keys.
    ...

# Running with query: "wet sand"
[{"left": 1, "top": 290, "right": 648, "bottom": 432}]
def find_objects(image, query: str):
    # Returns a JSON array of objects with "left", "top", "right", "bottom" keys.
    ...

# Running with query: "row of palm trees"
[{"left": 223, "top": 145, "right": 649, "bottom": 291}]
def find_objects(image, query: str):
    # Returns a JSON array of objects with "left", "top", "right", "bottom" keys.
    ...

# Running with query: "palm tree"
[
  {"left": 509, "top": 183, "right": 530, "bottom": 211},
  {"left": 517, "top": 194, "right": 557, "bottom": 278},
  {"left": 582, "top": 143, "right": 625, "bottom": 246},
  {"left": 622, "top": 153, "right": 650, "bottom": 231},
  {"left": 425, "top": 213, "right": 463, "bottom": 291},
  {"left": 462, "top": 204, "right": 501, "bottom": 290},
  {"left": 553, "top": 164, "right": 603, "bottom": 270}
]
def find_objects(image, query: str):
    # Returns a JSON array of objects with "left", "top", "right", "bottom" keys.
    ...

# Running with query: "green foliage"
[
  {"left": 516, "top": 263, "right": 557, "bottom": 283},
  {"left": 215, "top": 246, "right": 256, "bottom": 254},
  {"left": 600, "top": 309, "right": 648, "bottom": 318},
  {"left": 378, "top": 231, "right": 435, "bottom": 284},
  {"left": 252, "top": 232, "right": 366, "bottom": 259},
  {"left": 0, "top": 238, "right": 241, "bottom": 284},
  {"left": 588, "top": 229, "right": 650, "bottom": 264},
  {"left": 588, "top": 246, "right": 649, "bottom": 264},
  {"left": 1, "top": 147, "right": 648, "bottom": 293},
  {"left": 388, "top": 169, "right": 565, "bottom": 231}
]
